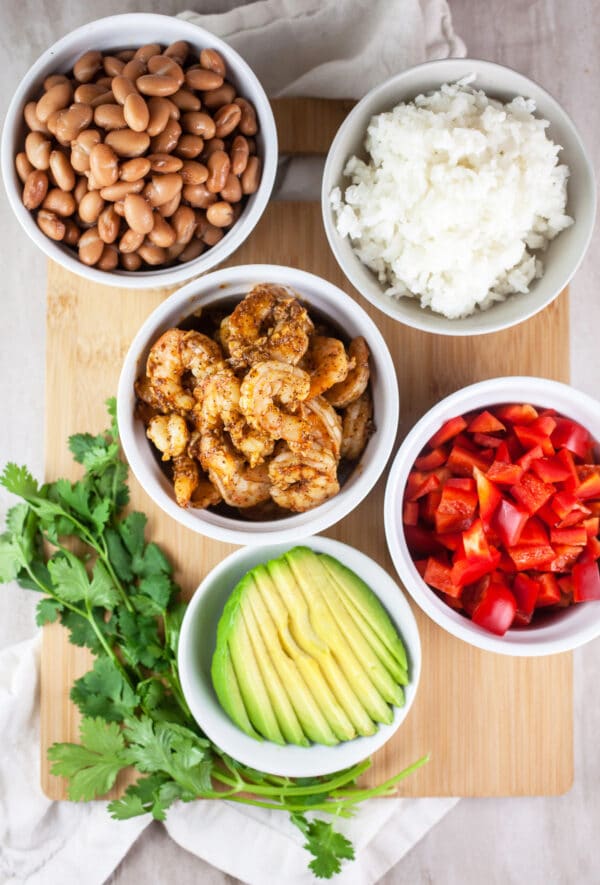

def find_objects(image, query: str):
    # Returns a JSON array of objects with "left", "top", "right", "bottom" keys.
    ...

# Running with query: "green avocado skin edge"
[{"left": 210, "top": 547, "right": 410, "bottom": 747}]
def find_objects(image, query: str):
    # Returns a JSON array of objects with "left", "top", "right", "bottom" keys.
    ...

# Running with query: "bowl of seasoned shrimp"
[{"left": 117, "top": 264, "right": 400, "bottom": 544}]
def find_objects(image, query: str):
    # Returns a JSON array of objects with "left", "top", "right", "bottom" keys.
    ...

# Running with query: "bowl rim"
[
  {"left": 321, "top": 56, "right": 597, "bottom": 336},
  {"left": 177, "top": 535, "right": 422, "bottom": 777},
  {"left": 117, "top": 262, "right": 400, "bottom": 545},
  {"left": 384, "top": 376, "right": 600, "bottom": 656},
  {"left": 1, "top": 12, "right": 278, "bottom": 289}
]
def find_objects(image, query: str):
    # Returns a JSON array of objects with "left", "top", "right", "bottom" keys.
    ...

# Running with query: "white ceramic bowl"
[
  {"left": 178, "top": 536, "right": 421, "bottom": 777},
  {"left": 384, "top": 377, "right": 600, "bottom": 656},
  {"left": 1, "top": 13, "right": 277, "bottom": 289},
  {"left": 117, "top": 264, "right": 399, "bottom": 544},
  {"left": 322, "top": 58, "right": 596, "bottom": 336}
]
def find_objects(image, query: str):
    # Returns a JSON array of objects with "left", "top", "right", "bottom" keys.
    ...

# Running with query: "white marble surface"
[{"left": 0, "top": 1, "right": 599, "bottom": 883}]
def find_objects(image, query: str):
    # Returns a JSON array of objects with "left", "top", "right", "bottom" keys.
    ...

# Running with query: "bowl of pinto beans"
[{"left": 385, "top": 377, "right": 600, "bottom": 656}]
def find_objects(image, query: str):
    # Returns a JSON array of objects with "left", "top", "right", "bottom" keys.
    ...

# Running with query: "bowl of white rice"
[{"left": 322, "top": 59, "right": 596, "bottom": 334}]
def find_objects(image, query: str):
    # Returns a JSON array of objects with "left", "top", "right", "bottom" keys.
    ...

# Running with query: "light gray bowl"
[{"left": 321, "top": 58, "right": 596, "bottom": 336}]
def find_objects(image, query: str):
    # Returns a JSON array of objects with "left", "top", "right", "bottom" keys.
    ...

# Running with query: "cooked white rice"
[{"left": 330, "top": 78, "right": 573, "bottom": 319}]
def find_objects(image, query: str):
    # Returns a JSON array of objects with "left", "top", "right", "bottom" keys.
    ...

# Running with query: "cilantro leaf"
[
  {"left": 118, "top": 609, "right": 165, "bottom": 670},
  {"left": 68, "top": 431, "right": 119, "bottom": 475},
  {"left": 298, "top": 818, "right": 355, "bottom": 879},
  {"left": 0, "top": 534, "right": 22, "bottom": 583},
  {"left": 48, "top": 717, "right": 127, "bottom": 801},
  {"left": 108, "top": 773, "right": 179, "bottom": 822},
  {"left": 61, "top": 609, "right": 117, "bottom": 654},
  {"left": 105, "top": 528, "right": 134, "bottom": 582},
  {"left": 134, "top": 542, "right": 172, "bottom": 579},
  {"left": 118, "top": 511, "right": 147, "bottom": 559},
  {"left": 106, "top": 396, "right": 119, "bottom": 442},
  {"left": 123, "top": 717, "right": 212, "bottom": 797},
  {"left": 0, "top": 463, "right": 39, "bottom": 498},
  {"left": 36, "top": 597, "right": 63, "bottom": 626},
  {"left": 88, "top": 561, "right": 120, "bottom": 609},
  {"left": 47, "top": 554, "right": 119, "bottom": 610},
  {"left": 71, "top": 656, "right": 138, "bottom": 722},
  {"left": 54, "top": 478, "right": 112, "bottom": 534}
]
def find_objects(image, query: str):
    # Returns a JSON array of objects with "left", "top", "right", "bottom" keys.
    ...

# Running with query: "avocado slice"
[
  {"left": 318, "top": 557, "right": 408, "bottom": 685},
  {"left": 245, "top": 573, "right": 340, "bottom": 746},
  {"left": 285, "top": 548, "right": 405, "bottom": 706},
  {"left": 211, "top": 640, "right": 262, "bottom": 741},
  {"left": 319, "top": 554, "right": 408, "bottom": 672},
  {"left": 220, "top": 573, "right": 285, "bottom": 745},
  {"left": 239, "top": 591, "right": 309, "bottom": 746},
  {"left": 284, "top": 548, "right": 395, "bottom": 724},
  {"left": 267, "top": 555, "right": 377, "bottom": 736}
]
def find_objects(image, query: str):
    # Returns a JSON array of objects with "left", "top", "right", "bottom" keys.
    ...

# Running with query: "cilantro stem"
[
  {"left": 211, "top": 758, "right": 370, "bottom": 798},
  {"left": 329, "top": 754, "right": 430, "bottom": 802},
  {"left": 21, "top": 561, "right": 87, "bottom": 620}
]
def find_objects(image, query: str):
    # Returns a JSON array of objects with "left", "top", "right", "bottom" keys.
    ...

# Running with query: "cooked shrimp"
[
  {"left": 146, "top": 413, "right": 189, "bottom": 462},
  {"left": 190, "top": 476, "right": 222, "bottom": 509},
  {"left": 198, "top": 368, "right": 274, "bottom": 467},
  {"left": 146, "top": 329, "right": 195, "bottom": 413},
  {"left": 180, "top": 330, "right": 225, "bottom": 382},
  {"left": 269, "top": 445, "right": 340, "bottom": 512},
  {"left": 172, "top": 453, "right": 199, "bottom": 508},
  {"left": 239, "top": 360, "right": 310, "bottom": 442},
  {"left": 135, "top": 376, "right": 165, "bottom": 415},
  {"left": 199, "top": 430, "right": 271, "bottom": 508},
  {"left": 307, "top": 336, "right": 350, "bottom": 398},
  {"left": 325, "top": 337, "right": 370, "bottom": 408},
  {"left": 340, "top": 391, "right": 374, "bottom": 461},
  {"left": 298, "top": 396, "right": 342, "bottom": 458},
  {"left": 218, "top": 315, "right": 232, "bottom": 356},
  {"left": 226, "top": 284, "right": 314, "bottom": 368}
]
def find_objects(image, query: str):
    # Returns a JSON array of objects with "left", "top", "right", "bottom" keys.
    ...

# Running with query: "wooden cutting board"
[{"left": 41, "top": 98, "right": 573, "bottom": 800}]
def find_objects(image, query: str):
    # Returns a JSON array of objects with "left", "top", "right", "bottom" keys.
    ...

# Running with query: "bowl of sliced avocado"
[{"left": 178, "top": 536, "right": 421, "bottom": 777}]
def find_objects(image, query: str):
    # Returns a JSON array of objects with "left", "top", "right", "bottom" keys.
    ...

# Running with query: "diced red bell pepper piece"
[
  {"left": 583, "top": 517, "right": 600, "bottom": 538},
  {"left": 530, "top": 455, "right": 572, "bottom": 484},
  {"left": 451, "top": 549, "right": 500, "bottom": 588},
  {"left": 415, "top": 446, "right": 448, "bottom": 471},
  {"left": 495, "top": 403, "right": 539, "bottom": 425},
  {"left": 407, "top": 472, "right": 441, "bottom": 501},
  {"left": 420, "top": 489, "right": 442, "bottom": 526},
  {"left": 473, "top": 432, "right": 504, "bottom": 449},
  {"left": 511, "top": 472, "right": 554, "bottom": 515},
  {"left": 576, "top": 470, "right": 600, "bottom": 500},
  {"left": 572, "top": 554, "right": 600, "bottom": 601},
  {"left": 496, "top": 551, "right": 516, "bottom": 572},
  {"left": 512, "top": 574, "right": 540, "bottom": 624},
  {"left": 551, "top": 417, "right": 591, "bottom": 460},
  {"left": 537, "top": 502, "right": 560, "bottom": 528},
  {"left": 403, "top": 500, "right": 419, "bottom": 526},
  {"left": 587, "top": 501, "right": 600, "bottom": 517},
  {"left": 493, "top": 498, "right": 529, "bottom": 547},
  {"left": 434, "top": 479, "right": 478, "bottom": 534},
  {"left": 405, "top": 470, "right": 425, "bottom": 500},
  {"left": 519, "top": 517, "right": 550, "bottom": 547},
  {"left": 471, "top": 581, "right": 517, "bottom": 635},
  {"left": 441, "top": 592, "right": 464, "bottom": 610},
  {"left": 413, "top": 559, "right": 428, "bottom": 577},
  {"left": 558, "top": 574, "right": 574, "bottom": 597},
  {"left": 517, "top": 445, "right": 544, "bottom": 472},
  {"left": 428, "top": 415, "right": 468, "bottom": 449},
  {"left": 550, "top": 526, "right": 587, "bottom": 546},
  {"left": 513, "top": 424, "right": 554, "bottom": 456},
  {"left": 536, "top": 573, "right": 561, "bottom": 607},
  {"left": 473, "top": 466, "right": 502, "bottom": 527},
  {"left": 461, "top": 577, "right": 489, "bottom": 616},
  {"left": 549, "top": 544, "right": 583, "bottom": 572},
  {"left": 551, "top": 491, "right": 591, "bottom": 522},
  {"left": 508, "top": 544, "right": 556, "bottom": 571},
  {"left": 586, "top": 536, "right": 600, "bottom": 560},
  {"left": 446, "top": 443, "right": 494, "bottom": 477},
  {"left": 404, "top": 525, "right": 443, "bottom": 556},
  {"left": 487, "top": 460, "right": 524, "bottom": 486},
  {"left": 434, "top": 531, "right": 463, "bottom": 551},
  {"left": 555, "top": 448, "right": 579, "bottom": 490},
  {"left": 424, "top": 556, "right": 460, "bottom": 596},
  {"left": 531, "top": 415, "right": 558, "bottom": 437},
  {"left": 467, "top": 410, "right": 506, "bottom": 434},
  {"left": 462, "top": 518, "right": 491, "bottom": 561}
]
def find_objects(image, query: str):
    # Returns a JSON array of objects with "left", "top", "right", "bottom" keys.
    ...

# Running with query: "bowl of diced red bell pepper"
[{"left": 384, "top": 377, "right": 600, "bottom": 656}]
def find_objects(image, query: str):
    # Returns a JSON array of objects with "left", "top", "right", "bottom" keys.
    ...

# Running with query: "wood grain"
[{"left": 41, "top": 99, "right": 573, "bottom": 801}]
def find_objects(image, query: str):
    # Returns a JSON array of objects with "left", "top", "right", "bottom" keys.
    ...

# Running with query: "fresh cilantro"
[
  {"left": 0, "top": 402, "right": 426, "bottom": 879},
  {"left": 294, "top": 817, "right": 355, "bottom": 879},
  {"left": 48, "top": 717, "right": 128, "bottom": 801},
  {"left": 70, "top": 656, "right": 138, "bottom": 722},
  {"left": 36, "top": 597, "right": 63, "bottom": 626}
]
